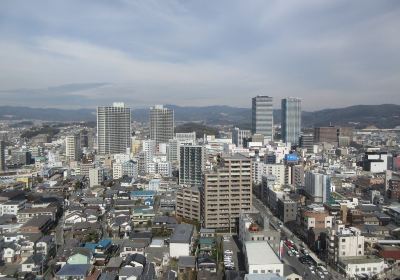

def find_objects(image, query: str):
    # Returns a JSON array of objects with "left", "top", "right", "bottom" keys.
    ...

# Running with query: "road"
[{"left": 252, "top": 197, "right": 342, "bottom": 280}]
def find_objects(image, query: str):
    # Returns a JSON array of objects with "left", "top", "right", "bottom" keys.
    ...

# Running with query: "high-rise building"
[
  {"left": 304, "top": 171, "right": 331, "bottom": 203},
  {"left": 150, "top": 105, "right": 174, "bottom": 145},
  {"left": 252, "top": 96, "right": 273, "bottom": 141},
  {"left": 65, "top": 134, "right": 80, "bottom": 161},
  {"left": 232, "top": 127, "right": 252, "bottom": 147},
  {"left": 179, "top": 145, "right": 205, "bottom": 185},
  {"left": 176, "top": 186, "right": 201, "bottom": 222},
  {"left": 281, "top": 97, "right": 301, "bottom": 145},
  {"left": 202, "top": 154, "right": 252, "bottom": 229},
  {"left": 0, "top": 140, "right": 5, "bottom": 171},
  {"left": 97, "top": 102, "right": 131, "bottom": 155},
  {"left": 113, "top": 160, "right": 138, "bottom": 180}
]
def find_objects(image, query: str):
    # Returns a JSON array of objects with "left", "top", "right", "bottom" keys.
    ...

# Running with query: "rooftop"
[
  {"left": 245, "top": 241, "right": 281, "bottom": 265},
  {"left": 170, "top": 224, "right": 194, "bottom": 243}
]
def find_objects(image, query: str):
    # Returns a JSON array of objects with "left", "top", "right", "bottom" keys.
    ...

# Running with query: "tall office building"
[
  {"left": 252, "top": 96, "right": 273, "bottom": 141},
  {"left": 97, "top": 103, "right": 131, "bottom": 155},
  {"left": 202, "top": 154, "right": 252, "bottom": 229},
  {"left": 65, "top": 134, "right": 80, "bottom": 161},
  {"left": 179, "top": 145, "right": 205, "bottom": 185},
  {"left": 0, "top": 140, "right": 5, "bottom": 171},
  {"left": 281, "top": 97, "right": 301, "bottom": 145},
  {"left": 150, "top": 105, "right": 174, "bottom": 145}
]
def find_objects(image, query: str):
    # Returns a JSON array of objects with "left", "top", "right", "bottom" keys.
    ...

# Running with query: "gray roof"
[
  {"left": 56, "top": 264, "right": 91, "bottom": 276},
  {"left": 178, "top": 256, "right": 196, "bottom": 268},
  {"left": 170, "top": 224, "right": 194, "bottom": 243},
  {"left": 119, "top": 267, "right": 143, "bottom": 277}
]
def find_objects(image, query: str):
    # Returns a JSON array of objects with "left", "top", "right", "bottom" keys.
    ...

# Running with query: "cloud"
[{"left": 0, "top": 0, "right": 399, "bottom": 110}]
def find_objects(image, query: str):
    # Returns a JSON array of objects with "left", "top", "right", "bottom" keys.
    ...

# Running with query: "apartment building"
[
  {"left": 176, "top": 186, "right": 201, "bottom": 222},
  {"left": 201, "top": 154, "right": 252, "bottom": 230}
]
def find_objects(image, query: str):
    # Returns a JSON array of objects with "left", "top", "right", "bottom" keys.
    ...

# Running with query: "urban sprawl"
[{"left": 0, "top": 96, "right": 400, "bottom": 280}]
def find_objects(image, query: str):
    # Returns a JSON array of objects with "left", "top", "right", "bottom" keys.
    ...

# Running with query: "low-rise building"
[{"left": 244, "top": 241, "right": 283, "bottom": 276}]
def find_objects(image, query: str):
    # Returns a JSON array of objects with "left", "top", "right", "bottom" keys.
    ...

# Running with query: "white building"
[
  {"left": 97, "top": 102, "right": 131, "bottom": 155},
  {"left": 244, "top": 241, "right": 283, "bottom": 276},
  {"left": 304, "top": 171, "right": 331, "bottom": 203},
  {"left": 169, "top": 224, "right": 194, "bottom": 258},
  {"left": 113, "top": 160, "right": 138, "bottom": 180},
  {"left": 0, "top": 200, "right": 26, "bottom": 216},
  {"left": 89, "top": 168, "right": 104, "bottom": 188},
  {"left": 337, "top": 256, "right": 384, "bottom": 278}
]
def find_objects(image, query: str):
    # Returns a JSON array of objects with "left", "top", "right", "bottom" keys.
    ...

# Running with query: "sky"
[{"left": 0, "top": 0, "right": 399, "bottom": 110}]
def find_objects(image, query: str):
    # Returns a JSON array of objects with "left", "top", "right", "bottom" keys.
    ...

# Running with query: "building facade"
[
  {"left": 179, "top": 145, "right": 205, "bottom": 185},
  {"left": 65, "top": 134, "right": 80, "bottom": 161},
  {"left": 281, "top": 97, "right": 301, "bottom": 145},
  {"left": 97, "top": 103, "right": 131, "bottom": 155},
  {"left": 150, "top": 105, "right": 174, "bottom": 145},
  {"left": 202, "top": 154, "right": 252, "bottom": 229},
  {"left": 0, "top": 140, "right": 5, "bottom": 171},
  {"left": 252, "top": 96, "right": 273, "bottom": 141},
  {"left": 176, "top": 186, "right": 201, "bottom": 222}
]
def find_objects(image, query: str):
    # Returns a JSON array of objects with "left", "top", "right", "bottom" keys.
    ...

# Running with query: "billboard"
[{"left": 285, "top": 153, "right": 299, "bottom": 162}]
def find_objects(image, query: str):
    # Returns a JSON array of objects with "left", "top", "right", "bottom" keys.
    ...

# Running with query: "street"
[{"left": 252, "top": 196, "right": 343, "bottom": 280}]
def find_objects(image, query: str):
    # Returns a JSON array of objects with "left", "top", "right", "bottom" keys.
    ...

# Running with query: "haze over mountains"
[{"left": 0, "top": 104, "right": 399, "bottom": 129}]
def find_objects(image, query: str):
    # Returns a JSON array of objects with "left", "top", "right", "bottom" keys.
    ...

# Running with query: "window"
[
  {"left": 342, "top": 239, "right": 346, "bottom": 242},
  {"left": 253, "top": 270, "right": 258, "bottom": 274},
  {"left": 261, "top": 270, "right": 265, "bottom": 273},
  {"left": 358, "top": 244, "right": 362, "bottom": 248},
  {"left": 276, "top": 269, "right": 281, "bottom": 273},
  {"left": 361, "top": 268, "right": 365, "bottom": 271},
  {"left": 356, "top": 268, "right": 359, "bottom": 272}
]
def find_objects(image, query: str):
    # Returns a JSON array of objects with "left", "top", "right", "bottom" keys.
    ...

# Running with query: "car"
[
  {"left": 310, "top": 270, "right": 315, "bottom": 274},
  {"left": 224, "top": 250, "right": 233, "bottom": 255},
  {"left": 223, "top": 236, "right": 230, "bottom": 242}
]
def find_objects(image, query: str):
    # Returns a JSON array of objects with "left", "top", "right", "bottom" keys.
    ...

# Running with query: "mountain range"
[{"left": 0, "top": 104, "right": 399, "bottom": 129}]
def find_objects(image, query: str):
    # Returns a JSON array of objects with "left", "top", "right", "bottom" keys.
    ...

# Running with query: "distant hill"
[{"left": 1, "top": 104, "right": 399, "bottom": 128}]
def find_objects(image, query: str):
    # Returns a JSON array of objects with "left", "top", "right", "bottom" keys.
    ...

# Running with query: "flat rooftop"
[
  {"left": 339, "top": 256, "right": 383, "bottom": 265},
  {"left": 245, "top": 241, "right": 281, "bottom": 265}
]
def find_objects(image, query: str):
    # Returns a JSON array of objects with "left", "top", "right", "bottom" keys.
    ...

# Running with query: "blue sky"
[{"left": 0, "top": 0, "right": 399, "bottom": 109}]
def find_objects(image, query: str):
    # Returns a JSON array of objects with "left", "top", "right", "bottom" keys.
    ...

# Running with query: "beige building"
[
  {"left": 176, "top": 186, "right": 201, "bottom": 222},
  {"left": 202, "top": 154, "right": 252, "bottom": 229},
  {"left": 65, "top": 134, "right": 80, "bottom": 161}
]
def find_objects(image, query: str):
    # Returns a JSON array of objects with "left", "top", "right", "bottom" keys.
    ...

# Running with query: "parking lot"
[{"left": 222, "top": 235, "right": 244, "bottom": 271}]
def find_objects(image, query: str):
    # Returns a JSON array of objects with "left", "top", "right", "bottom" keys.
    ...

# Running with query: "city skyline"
[{"left": 0, "top": 1, "right": 399, "bottom": 110}]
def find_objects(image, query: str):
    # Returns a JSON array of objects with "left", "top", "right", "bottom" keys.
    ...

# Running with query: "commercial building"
[
  {"left": 175, "top": 132, "right": 196, "bottom": 143},
  {"left": 239, "top": 210, "right": 280, "bottom": 253},
  {"left": 299, "top": 134, "right": 314, "bottom": 153},
  {"left": 65, "top": 134, "right": 80, "bottom": 161},
  {"left": 0, "top": 140, "right": 5, "bottom": 171},
  {"left": 244, "top": 241, "right": 283, "bottom": 276},
  {"left": 252, "top": 96, "right": 273, "bottom": 141},
  {"left": 304, "top": 171, "right": 331, "bottom": 203},
  {"left": 150, "top": 105, "right": 174, "bottom": 145},
  {"left": 363, "top": 151, "right": 389, "bottom": 173},
  {"left": 176, "top": 186, "right": 201, "bottom": 222},
  {"left": 179, "top": 145, "right": 205, "bottom": 185},
  {"left": 327, "top": 225, "right": 365, "bottom": 265},
  {"left": 314, "top": 126, "right": 353, "bottom": 146},
  {"left": 281, "top": 98, "right": 301, "bottom": 145},
  {"left": 277, "top": 198, "right": 297, "bottom": 223},
  {"left": 232, "top": 127, "right": 252, "bottom": 147},
  {"left": 201, "top": 154, "right": 252, "bottom": 229},
  {"left": 97, "top": 102, "right": 131, "bottom": 155},
  {"left": 337, "top": 256, "right": 384, "bottom": 278}
]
